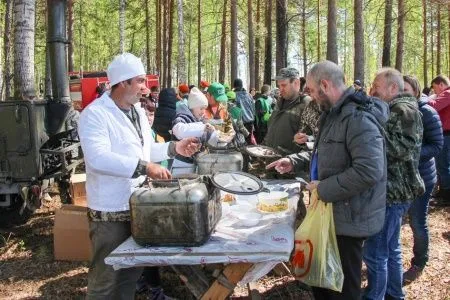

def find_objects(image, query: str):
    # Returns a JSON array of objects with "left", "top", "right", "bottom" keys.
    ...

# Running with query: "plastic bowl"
[{"left": 237, "top": 212, "right": 262, "bottom": 227}]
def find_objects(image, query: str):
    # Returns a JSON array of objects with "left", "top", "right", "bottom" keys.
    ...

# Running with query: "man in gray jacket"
[{"left": 267, "top": 61, "right": 389, "bottom": 300}]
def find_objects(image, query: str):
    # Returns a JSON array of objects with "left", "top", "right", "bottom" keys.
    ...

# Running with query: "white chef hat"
[
  {"left": 188, "top": 87, "right": 208, "bottom": 109},
  {"left": 107, "top": 53, "right": 146, "bottom": 86}
]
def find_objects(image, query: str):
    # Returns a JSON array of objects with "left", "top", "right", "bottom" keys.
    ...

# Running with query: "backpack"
[{"left": 259, "top": 97, "right": 272, "bottom": 123}]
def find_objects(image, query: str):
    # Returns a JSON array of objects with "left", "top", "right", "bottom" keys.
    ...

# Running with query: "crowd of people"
[{"left": 77, "top": 52, "right": 450, "bottom": 300}]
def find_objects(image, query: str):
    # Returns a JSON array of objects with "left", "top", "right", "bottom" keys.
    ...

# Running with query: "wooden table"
[{"left": 105, "top": 180, "right": 301, "bottom": 299}]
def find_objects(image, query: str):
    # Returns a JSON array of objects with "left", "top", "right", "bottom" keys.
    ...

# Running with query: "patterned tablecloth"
[{"left": 105, "top": 180, "right": 300, "bottom": 284}]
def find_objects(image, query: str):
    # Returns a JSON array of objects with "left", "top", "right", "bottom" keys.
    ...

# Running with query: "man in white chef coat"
[{"left": 78, "top": 53, "right": 199, "bottom": 299}]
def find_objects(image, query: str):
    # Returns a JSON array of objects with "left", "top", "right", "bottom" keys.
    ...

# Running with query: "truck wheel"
[{"left": 0, "top": 194, "right": 33, "bottom": 228}]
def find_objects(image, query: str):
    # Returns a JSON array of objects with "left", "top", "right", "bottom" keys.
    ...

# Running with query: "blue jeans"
[
  {"left": 436, "top": 135, "right": 450, "bottom": 189},
  {"left": 408, "top": 184, "right": 433, "bottom": 268},
  {"left": 362, "top": 203, "right": 410, "bottom": 300}
]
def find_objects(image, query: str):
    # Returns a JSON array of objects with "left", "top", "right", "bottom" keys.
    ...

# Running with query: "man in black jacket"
[{"left": 268, "top": 61, "right": 389, "bottom": 300}]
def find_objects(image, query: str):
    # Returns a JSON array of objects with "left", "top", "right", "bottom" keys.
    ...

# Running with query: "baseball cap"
[
  {"left": 178, "top": 84, "right": 190, "bottom": 94},
  {"left": 274, "top": 67, "right": 300, "bottom": 80},
  {"left": 207, "top": 82, "right": 228, "bottom": 102},
  {"left": 107, "top": 53, "right": 146, "bottom": 86},
  {"left": 226, "top": 91, "right": 236, "bottom": 101},
  {"left": 200, "top": 80, "right": 210, "bottom": 88}
]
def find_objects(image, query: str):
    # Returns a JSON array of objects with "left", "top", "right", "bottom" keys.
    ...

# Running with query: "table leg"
[
  {"left": 201, "top": 263, "right": 253, "bottom": 300},
  {"left": 171, "top": 265, "right": 210, "bottom": 299}
]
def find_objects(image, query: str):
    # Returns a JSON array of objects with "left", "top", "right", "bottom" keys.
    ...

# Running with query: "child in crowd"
[{"left": 171, "top": 87, "right": 215, "bottom": 175}]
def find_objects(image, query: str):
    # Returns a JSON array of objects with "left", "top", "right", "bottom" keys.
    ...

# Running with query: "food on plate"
[
  {"left": 246, "top": 146, "right": 278, "bottom": 157},
  {"left": 257, "top": 191, "right": 289, "bottom": 212},
  {"left": 257, "top": 201, "right": 288, "bottom": 212},
  {"left": 222, "top": 193, "right": 236, "bottom": 205}
]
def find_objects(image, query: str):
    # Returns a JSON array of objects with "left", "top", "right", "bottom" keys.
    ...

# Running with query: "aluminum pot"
[{"left": 195, "top": 148, "right": 243, "bottom": 175}]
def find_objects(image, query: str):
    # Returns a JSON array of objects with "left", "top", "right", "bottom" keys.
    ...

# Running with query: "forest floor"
[{"left": 0, "top": 190, "right": 449, "bottom": 300}]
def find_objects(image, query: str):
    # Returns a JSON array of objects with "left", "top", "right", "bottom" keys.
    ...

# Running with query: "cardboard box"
[
  {"left": 54, "top": 205, "right": 92, "bottom": 261},
  {"left": 70, "top": 173, "right": 87, "bottom": 207}
]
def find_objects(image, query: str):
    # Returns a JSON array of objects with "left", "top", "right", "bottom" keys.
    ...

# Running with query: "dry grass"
[{"left": 1, "top": 194, "right": 449, "bottom": 300}]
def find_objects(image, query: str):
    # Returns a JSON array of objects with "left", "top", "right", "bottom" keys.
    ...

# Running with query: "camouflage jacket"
[
  {"left": 385, "top": 94, "right": 425, "bottom": 204},
  {"left": 299, "top": 100, "right": 321, "bottom": 137}
]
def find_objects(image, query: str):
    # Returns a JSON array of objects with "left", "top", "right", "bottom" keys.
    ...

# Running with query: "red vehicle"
[{"left": 69, "top": 71, "right": 159, "bottom": 110}]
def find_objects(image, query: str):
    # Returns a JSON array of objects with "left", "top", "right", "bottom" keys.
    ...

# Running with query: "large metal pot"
[
  {"left": 129, "top": 172, "right": 263, "bottom": 247},
  {"left": 130, "top": 175, "right": 221, "bottom": 247},
  {"left": 195, "top": 148, "right": 243, "bottom": 175}
]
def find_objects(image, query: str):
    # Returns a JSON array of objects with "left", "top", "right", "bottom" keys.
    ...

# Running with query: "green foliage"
[{"left": 7, "top": 0, "right": 450, "bottom": 92}]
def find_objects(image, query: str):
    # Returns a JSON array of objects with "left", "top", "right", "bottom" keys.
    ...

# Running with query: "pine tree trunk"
[
  {"left": 448, "top": 4, "right": 450, "bottom": 76},
  {"left": 45, "top": 0, "right": 52, "bottom": 99},
  {"left": 188, "top": 13, "right": 192, "bottom": 84},
  {"left": 254, "top": 0, "right": 261, "bottom": 90},
  {"left": 430, "top": 5, "right": 434, "bottom": 78},
  {"left": 14, "top": 0, "right": 36, "bottom": 100},
  {"left": 395, "top": 0, "right": 405, "bottom": 72},
  {"left": 2, "top": 0, "right": 13, "bottom": 100},
  {"left": 119, "top": 0, "right": 125, "bottom": 53},
  {"left": 177, "top": 0, "right": 186, "bottom": 83},
  {"left": 162, "top": 0, "right": 169, "bottom": 87},
  {"left": 248, "top": 0, "right": 255, "bottom": 90},
  {"left": 382, "top": 0, "right": 392, "bottom": 67},
  {"left": 275, "top": 0, "right": 287, "bottom": 74},
  {"left": 68, "top": 0, "right": 74, "bottom": 72},
  {"left": 422, "top": 0, "right": 428, "bottom": 87},
  {"left": 156, "top": 0, "right": 161, "bottom": 77},
  {"left": 219, "top": 0, "right": 227, "bottom": 84},
  {"left": 167, "top": 0, "right": 174, "bottom": 87},
  {"left": 230, "top": 0, "right": 238, "bottom": 84},
  {"left": 197, "top": 0, "right": 201, "bottom": 86},
  {"left": 78, "top": 0, "right": 83, "bottom": 73},
  {"left": 0, "top": 8, "right": 3, "bottom": 99},
  {"left": 145, "top": 0, "right": 151, "bottom": 72},
  {"left": 326, "top": 0, "right": 338, "bottom": 63},
  {"left": 263, "top": 0, "right": 272, "bottom": 85},
  {"left": 317, "top": 0, "right": 321, "bottom": 61},
  {"left": 301, "top": 0, "right": 307, "bottom": 77},
  {"left": 343, "top": 5, "right": 348, "bottom": 74},
  {"left": 354, "top": 0, "right": 364, "bottom": 85},
  {"left": 436, "top": 8, "right": 441, "bottom": 75}
]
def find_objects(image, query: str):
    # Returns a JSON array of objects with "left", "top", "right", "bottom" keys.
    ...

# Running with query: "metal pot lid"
[
  {"left": 210, "top": 171, "right": 264, "bottom": 195},
  {"left": 242, "top": 145, "right": 282, "bottom": 158}
]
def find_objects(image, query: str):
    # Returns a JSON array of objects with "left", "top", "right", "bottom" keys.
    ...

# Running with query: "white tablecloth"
[{"left": 105, "top": 180, "right": 300, "bottom": 284}]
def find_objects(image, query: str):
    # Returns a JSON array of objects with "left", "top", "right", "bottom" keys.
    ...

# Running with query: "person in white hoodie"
[
  {"left": 171, "top": 87, "right": 215, "bottom": 175},
  {"left": 78, "top": 53, "right": 199, "bottom": 299}
]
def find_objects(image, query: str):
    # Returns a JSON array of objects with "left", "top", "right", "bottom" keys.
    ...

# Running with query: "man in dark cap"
[{"left": 264, "top": 67, "right": 311, "bottom": 155}]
